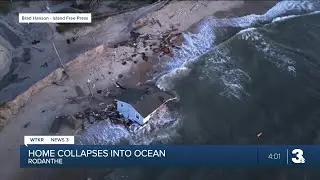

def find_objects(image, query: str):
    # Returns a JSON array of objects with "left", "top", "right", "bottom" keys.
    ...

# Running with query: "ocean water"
[{"left": 101, "top": 0, "right": 320, "bottom": 179}]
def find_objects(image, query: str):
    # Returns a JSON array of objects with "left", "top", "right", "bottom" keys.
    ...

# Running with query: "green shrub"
[
  {"left": 0, "top": 101, "right": 7, "bottom": 108},
  {"left": 0, "top": 2, "right": 11, "bottom": 15}
]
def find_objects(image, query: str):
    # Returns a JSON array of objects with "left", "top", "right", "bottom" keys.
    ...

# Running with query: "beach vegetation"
[
  {"left": 0, "top": 101, "right": 8, "bottom": 108},
  {"left": 0, "top": 1, "right": 12, "bottom": 15}
]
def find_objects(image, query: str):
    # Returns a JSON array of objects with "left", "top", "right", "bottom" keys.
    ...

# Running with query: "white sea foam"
[
  {"left": 272, "top": 15, "right": 300, "bottom": 23},
  {"left": 201, "top": 47, "right": 252, "bottom": 100},
  {"left": 76, "top": 121, "right": 130, "bottom": 145},
  {"left": 156, "top": 0, "right": 320, "bottom": 97},
  {"left": 272, "top": 10, "right": 320, "bottom": 23},
  {"left": 238, "top": 29, "right": 296, "bottom": 75}
]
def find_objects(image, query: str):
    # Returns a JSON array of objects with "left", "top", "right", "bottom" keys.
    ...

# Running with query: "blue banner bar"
[{"left": 20, "top": 145, "right": 320, "bottom": 168}]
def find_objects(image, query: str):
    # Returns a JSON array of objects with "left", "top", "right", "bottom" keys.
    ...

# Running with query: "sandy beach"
[{"left": 0, "top": 1, "right": 276, "bottom": 180}]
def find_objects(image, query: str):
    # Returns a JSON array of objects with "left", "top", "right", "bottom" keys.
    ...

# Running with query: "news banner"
[{"left": 21, "top": 136, "right": 319, "bottom": 168}]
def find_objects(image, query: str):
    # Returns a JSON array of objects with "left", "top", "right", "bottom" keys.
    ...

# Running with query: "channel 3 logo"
[{"left": 291, "top": 149, "right": 305, "bottom": 164}]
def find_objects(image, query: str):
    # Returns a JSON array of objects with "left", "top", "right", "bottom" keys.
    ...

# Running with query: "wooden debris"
[
  {"left": 31, "top": 40, "right": 40, "bottom": 45},
  {"left": 75, "top": 112, "right": 85, "bottom": 119},
  {"left": 71, "top": 36, "right": 78, "bottom": 42},
  {"left": 23, "top": 122, "right": 31, "bottom": 128},
  {"left": 141, "top": 53, "right": 148, "bottom": 61},
  {"left": 162, "top": 47, "right": 171, "bottom": 54},
  {"left": 257, "top": 132, "right": 263, "bottom": 138},
  {"left": 40, "top": 62, "right": 48, "bottom": 68},
  {"left": 52, "top": 98, "right": 150, "bottom": 133},
  {"left": 115, "top": 82, "right": 127, "bottom": 90},
  {"left": 86, "top": 79, "right": 94, "bottom": 97},
  {"left": 156, "top": 20, "right": 162, "bottom": 27},
  {"left": 189, "top": 4, "right": 197, "bottom": 11}
]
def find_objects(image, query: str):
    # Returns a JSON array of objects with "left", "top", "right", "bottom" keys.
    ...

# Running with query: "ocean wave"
[
  {"left": 272, "top": 10, "right": 320, "bottom": 23},
  {"left": 264, "top": 0, "right": 320, "bottom": 20},
  {"left": 156, "top": 20, "right": 215, "bottom": 91},
  {"left": 155, "top": 0, "right": 320, "bottom": 96},
  {"left": 200, "top": 45, "right": 251, "bottom": 100},
  {"left": 238, "top": 29, "right": 296, "bottom": 75}
]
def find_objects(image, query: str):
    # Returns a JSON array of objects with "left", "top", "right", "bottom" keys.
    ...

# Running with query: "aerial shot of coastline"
[{"left": 0, "top": 0, "right": 320, "bottom": 179}]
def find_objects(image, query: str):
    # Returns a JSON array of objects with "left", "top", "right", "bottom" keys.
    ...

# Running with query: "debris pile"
[
  {"left": 155, "top": 30, "right": 181, "bottom": 57},
  {"left": 135, "top": 29, "right": 181, "bottom": 57},
  {"left": 49, "top": 100, "right": 134, "bottom": 134},
  {"left": 112, "top": 27, "right": 182, "bottom": 67}
]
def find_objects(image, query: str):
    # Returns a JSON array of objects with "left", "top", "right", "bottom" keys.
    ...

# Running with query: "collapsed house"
[
  {"left": 111, "top": 97, "right": 177, "bottom": 129},
  {"left": 74, "top": 96, "right": 178, "bottom": 145},
  {"left": 50, "top": 94, "right": 177, "bottom": 134},
  {"left": 115, "top": 99, "right": 146, "bottom": 126}
]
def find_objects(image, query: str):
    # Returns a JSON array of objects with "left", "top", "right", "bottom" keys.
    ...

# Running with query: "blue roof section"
[{"left": 115, "top": 100, "right": 145, "bottom": 125}]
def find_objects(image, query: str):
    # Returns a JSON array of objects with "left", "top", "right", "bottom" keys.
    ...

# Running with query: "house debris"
[
  {"left": 50, "top": 97, "right": 177, "bottom": 134},
  {"left": 115, "top": 99, "right": 145, "bottom": 126},
  {"left": 257, "top": 132, "right": 263, "bottom": 138}
]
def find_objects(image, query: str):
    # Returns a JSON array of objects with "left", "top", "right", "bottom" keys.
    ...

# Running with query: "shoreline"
[{"left": 0, "top": 1, "right": 277, "bottom": 180}]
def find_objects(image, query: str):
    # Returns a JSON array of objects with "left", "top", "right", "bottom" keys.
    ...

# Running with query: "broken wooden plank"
[{"left": 115, "top": 82, "right": 127, "bottom": 90}]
